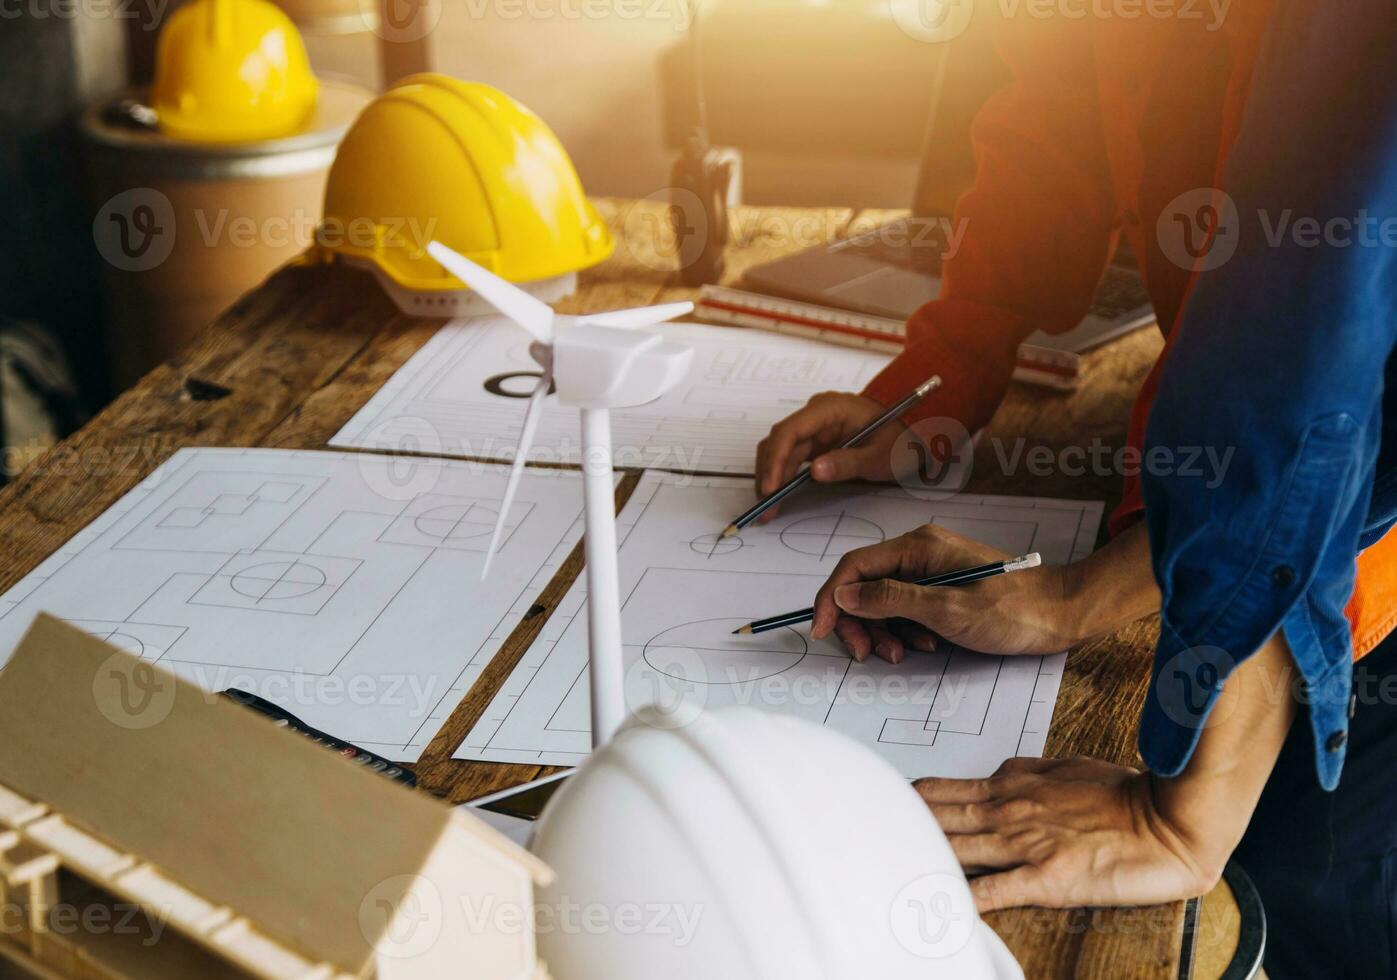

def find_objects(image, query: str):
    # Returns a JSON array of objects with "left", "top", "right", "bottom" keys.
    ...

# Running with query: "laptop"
[{"left": 741, "top": 20, "right": 1155, "bottom": 356}]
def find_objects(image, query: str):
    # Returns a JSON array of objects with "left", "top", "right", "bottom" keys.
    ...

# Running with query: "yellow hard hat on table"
[
  {"left": 315, "top": 74, "right": 615, "bottom": 315},
  {"left": 152, "top": 0, "right": 318, "bottom": 143}
]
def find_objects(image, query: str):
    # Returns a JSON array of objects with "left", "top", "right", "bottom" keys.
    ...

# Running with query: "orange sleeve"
[
  {"left": 863, "top": 11, "right": 1118, "bottom": 430},
  {"left": 1348, "top": 527, "right": 1397, "bottom": 660}
]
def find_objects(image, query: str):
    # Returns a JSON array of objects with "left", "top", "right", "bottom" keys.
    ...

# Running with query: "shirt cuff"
[{"left": 861, "top": 298, "right": 1028, "bottom": 432}]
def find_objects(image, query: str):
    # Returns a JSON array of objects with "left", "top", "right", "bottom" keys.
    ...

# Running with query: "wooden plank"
[{"left": 0, "top": 262, "right": 398, "bottom": 595}]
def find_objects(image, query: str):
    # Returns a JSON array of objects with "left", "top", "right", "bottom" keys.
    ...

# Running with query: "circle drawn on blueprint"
[
  {"left": 644, "top": 617, "right": 808, "bottom": 685},
  {"left": 779, "top": 513, "right": 884, "bottom": 559},
  {"left": 689, "top": 532, "right": 743, "bottom": 558},
  {"left": 231, "top": 561, "right": 329, "bottom": 600},
  {"left": 413, "top": 503, "right": 499, "bottom": 542}
]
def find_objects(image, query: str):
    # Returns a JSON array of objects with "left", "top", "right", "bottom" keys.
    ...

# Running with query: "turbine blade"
[
  {"left": 576, "top": 301, "right": 694, "bottom": 329},
  {"left": 428, "top": 240, "right": 556, "bottom": 342},
  {"left": 482, "top": 368, "right": 551, "bottom": 579}
]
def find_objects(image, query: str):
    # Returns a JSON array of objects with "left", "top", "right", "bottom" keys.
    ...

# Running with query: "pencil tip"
[
  {"left": 720, "top": 524, "right": 738, "bottom": 539},
  {"left": 733, "top": 625, "right": 751, "bottom": 635}
]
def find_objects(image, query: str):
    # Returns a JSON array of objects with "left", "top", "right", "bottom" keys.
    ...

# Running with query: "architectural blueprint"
[
  {"left": 457, "top": 473, "right": 1104, "bottom": 778},
  {"left": 0, "top": 448, "right": 598, "bottom": 761},
  {"left": 330, "top": 318, "right": 890, "bottom": 475}
]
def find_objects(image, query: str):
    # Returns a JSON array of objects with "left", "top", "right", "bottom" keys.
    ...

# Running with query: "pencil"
[
  {"left": 731, "top": 552, "right": 1041, "bottom": 635},
  {"left": 721, "top": 376, "right": 942, "bottom": 538}
]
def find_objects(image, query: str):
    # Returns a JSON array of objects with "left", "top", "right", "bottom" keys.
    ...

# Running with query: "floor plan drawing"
[
  {"left": 0, "top": 448, "right": 597, "bottom": 761},
  {"left": 330, "top": 318, "right": 890, "bottom": 475},
  {"left": 457, "top": 472, "right": 1104, "bottom": 778}
]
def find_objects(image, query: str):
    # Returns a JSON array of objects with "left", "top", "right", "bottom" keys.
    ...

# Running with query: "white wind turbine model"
[{"left": 427, "top": 241, "right": 695, "bottom": 748}]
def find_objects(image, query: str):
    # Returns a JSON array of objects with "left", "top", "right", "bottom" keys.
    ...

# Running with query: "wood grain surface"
[{"left": 0, "top": 199, "right": 1199, "bottom": 979}]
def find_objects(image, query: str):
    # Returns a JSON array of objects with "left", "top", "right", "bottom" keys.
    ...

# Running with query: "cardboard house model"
[{"left": 0, "top": 614, "right": 553, "bottom": 979}]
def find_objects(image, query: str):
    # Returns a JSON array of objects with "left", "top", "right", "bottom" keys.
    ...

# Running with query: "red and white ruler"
[{"left": 694, "top": 285, "right": 1081, "bottom": 390}]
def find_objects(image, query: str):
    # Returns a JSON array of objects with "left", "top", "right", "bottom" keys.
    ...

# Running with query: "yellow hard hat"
[
  {"left": 152, "top": 0, "right": 318, "bottom": 143},
  {"left": 316, "top": 75, "right": 614, "bottom": 311}
]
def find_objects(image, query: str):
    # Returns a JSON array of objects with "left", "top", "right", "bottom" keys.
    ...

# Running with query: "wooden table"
[{"left": 0, "top": 199, "right": 1217, "bottom": 978}]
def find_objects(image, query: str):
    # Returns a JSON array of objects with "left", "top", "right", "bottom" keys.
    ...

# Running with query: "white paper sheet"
[
  {"left": 0, "top": 448, "right": 600, "bottom": 761},
  {"left": 456, "top": 472, "right": 1103, "bottom": 779},
  {"left": 329, "top": 318, "right": 890, "bottom": 475}
]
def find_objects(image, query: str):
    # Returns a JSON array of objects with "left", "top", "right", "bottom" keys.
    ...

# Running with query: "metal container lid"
[{"left": 80, "top": 78, "right": 373, "bottom": 180}]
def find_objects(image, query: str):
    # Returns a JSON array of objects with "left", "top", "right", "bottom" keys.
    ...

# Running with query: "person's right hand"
[
  {"left": 753, "top": 393, "right": 902, "bottom": 524},
  {"left": 810, "top": 524, "right": 1086, "bottom": 663}
]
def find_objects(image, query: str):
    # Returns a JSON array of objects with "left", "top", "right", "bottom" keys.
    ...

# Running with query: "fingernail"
[
  {"left": 834, "top": 584, "right": 861, "bottom": 613},
  {"left": 875, "top": 642, "right": 894, "bottom": 661},
  {"left": 811, "top": 458, "right": 833, "bottom": 480},
  {"left": 889, "top": 648, "right": 905, "bottom": 665}
]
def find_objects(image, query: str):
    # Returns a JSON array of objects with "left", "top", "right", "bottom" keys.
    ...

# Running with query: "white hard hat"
[{"left": 530, "top": 706, "right": 1022, "bottom": 980}]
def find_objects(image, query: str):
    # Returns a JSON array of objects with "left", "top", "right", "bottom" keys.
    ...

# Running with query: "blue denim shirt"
[{"left": 1139, "top": 0, "right": 1397, "bottom": 791}]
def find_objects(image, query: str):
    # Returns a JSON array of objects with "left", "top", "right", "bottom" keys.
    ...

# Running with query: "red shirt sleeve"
[{"left": 864, "top": 13, "right": 1118, "bottom": 432}]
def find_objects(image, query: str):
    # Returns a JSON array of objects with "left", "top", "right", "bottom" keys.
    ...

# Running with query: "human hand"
[
  {"left": 914, "top": 757, "right": 1218, "bottom": 912},
  {"left": 811, "top": 524, "right": 1083, "bottom": 663},
  {"left": 752, "top": 393, "right": 902, "bottom": 524}
]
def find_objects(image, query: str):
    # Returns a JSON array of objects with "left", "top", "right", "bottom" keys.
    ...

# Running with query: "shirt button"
[
  {"left": 1326, "top": 730, "right": 1348, "bottom": 752},
  {"left": 1272, "top": 565, "right": 1296, "bottom": 588}
]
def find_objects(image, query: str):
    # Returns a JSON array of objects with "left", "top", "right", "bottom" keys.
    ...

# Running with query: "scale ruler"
[{"left": 694, "top": 285, "right": 1080, "bottom": 390}]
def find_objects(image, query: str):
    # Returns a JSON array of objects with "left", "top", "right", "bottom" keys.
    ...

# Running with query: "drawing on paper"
[
  {"left": 0, "top": 448, "right": 595, "bottom": 761},
  {"left": 457, "top": 472, "right": 1103, "bottom": 778},
  {"left": 330, "top": 318, "right": 890, "bottom": 475}
]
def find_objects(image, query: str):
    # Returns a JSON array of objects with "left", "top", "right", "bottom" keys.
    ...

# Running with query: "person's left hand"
[{"left": 914, "top": 757, "right": 1220, "bottom": 912}]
